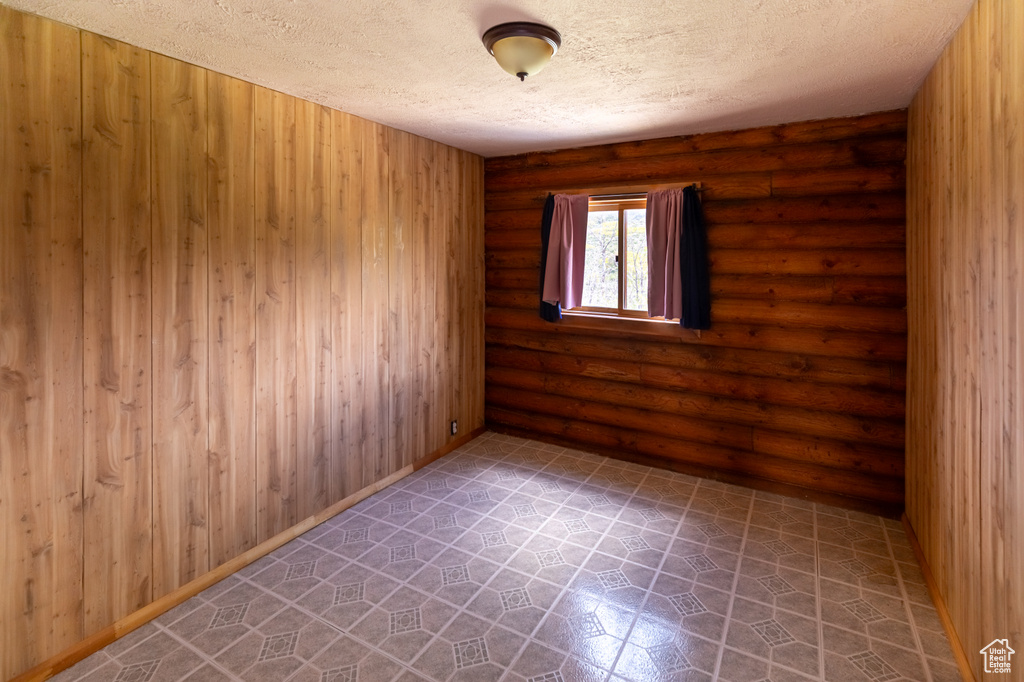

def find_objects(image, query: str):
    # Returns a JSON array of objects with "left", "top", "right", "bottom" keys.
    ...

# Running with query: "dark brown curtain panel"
[
  {"left": 680, "top": 185, "right": 711, "bottom": 329},
  {"left": 538, "top": 194, "right": 561, "bottom": 321}
]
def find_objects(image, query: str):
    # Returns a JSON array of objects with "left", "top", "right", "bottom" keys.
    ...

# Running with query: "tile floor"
[{"left": 54, "top": 432, "right": 961, "bottom": 682}]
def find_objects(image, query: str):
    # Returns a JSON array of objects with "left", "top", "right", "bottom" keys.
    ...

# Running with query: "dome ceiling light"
[{"left": 482, "top": 21, "right": 562, "bottom": 82}]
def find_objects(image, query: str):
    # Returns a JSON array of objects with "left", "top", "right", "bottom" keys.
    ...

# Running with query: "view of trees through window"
[
  {"left": 624, "top": 209, "right": 648, "bottom": 310},
  {"left": 581, "top": 210, "right": 618, "bottom": 308},
  {"left": 580, "top": 200, "right": 648, "bottom": 313}
]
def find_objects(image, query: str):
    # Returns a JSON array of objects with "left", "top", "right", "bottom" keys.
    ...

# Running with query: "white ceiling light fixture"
[{"left": 482, "top": 21, "right": 562, "bottom": 82}]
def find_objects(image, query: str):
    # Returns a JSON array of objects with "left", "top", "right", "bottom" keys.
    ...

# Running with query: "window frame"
[
  {"left": 552, "top": 182, "right": 700, "bottom": 325},
  {"left": 571, "top": 195, "right": 650, "bottom": 318}
]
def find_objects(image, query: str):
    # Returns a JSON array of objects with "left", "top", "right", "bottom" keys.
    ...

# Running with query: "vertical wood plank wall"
[
  {"left": 81, "top": 32, "right": 153, "bottom": 633},
  {"left": 0, "top": 9, "right": 84, "bottom": 674},
  {"left": 906, "top": 0, "right": 1024, "bottom": 676},
  {"left": 151, "top": 53, "right": 211, "bottom": 600},
  {"left": 0, "top": 6, "right": 485, "bottom": 680},
  {"left": 485, "top": 112, "right": 908, "bottom": 511},
  {"left": 254, "top": 87, "right": 300, "bottom": 542},
  {"left": 207, "top": 71, "right": 257, "bottom": 568}
]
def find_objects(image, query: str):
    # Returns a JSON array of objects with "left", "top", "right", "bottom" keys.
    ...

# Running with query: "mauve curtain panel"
[
  {"left": 646, "top": 186, "right": 710, "bottom": 329},
  {"left": 542, "top": 193, "right": 590, "bottom": 311},
  {"left": 538, "top": 194, "right": 561, "bottom": 321},
  {"left": 680, "top": 185, "right": 711, "bottom": 329},
  {"left": 646, "top": 188, "right": 685, "bottom": 319}
]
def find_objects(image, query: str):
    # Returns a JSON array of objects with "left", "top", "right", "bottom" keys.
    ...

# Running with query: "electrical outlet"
[{"left": 450, "top": 420, "right": 458, "bottom": 436}]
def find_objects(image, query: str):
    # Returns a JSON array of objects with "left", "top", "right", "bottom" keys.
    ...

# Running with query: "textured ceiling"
[{"left": 7, "top": 0, "right": 973, "bottom": 157}]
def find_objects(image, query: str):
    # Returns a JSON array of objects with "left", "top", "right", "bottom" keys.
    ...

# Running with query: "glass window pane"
[
  {"left": 624, "top": 208, "right": 648, "bottom": 311},
  {"left": 582, "top": 210, "right": 618, "bottom": 309}
]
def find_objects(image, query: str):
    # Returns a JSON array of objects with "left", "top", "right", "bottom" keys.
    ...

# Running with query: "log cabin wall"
[
  {"left": 0, "top": 6, "right": 484, "bottom": 679},
  {"left": 906, "top": 0, "right": 1024, "bottom": 676},
  {"left": 484, "top": 111, "right": 908, "bottom": 513}
]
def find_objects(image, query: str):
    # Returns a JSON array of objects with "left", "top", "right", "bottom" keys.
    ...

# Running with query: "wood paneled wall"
[
  {"left": 0, "top": 6, "right": 484, "bottom": 679},
  {"left": 906, "top": 0, "right": 1024, "bottom": 677},
  {"left": 485, "top": 111, "right": 908, "bottom": 512},
  {"left": 1, "top": 10, "right": 84, "bottom": 673}
]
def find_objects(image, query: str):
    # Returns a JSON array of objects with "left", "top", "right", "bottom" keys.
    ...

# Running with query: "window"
[{"left": 576, "top": 195, "right": 650, "bottom": 317}]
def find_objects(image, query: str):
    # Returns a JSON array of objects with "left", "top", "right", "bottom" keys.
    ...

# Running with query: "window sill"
[
  {"left": 557, "top": 309, "right": 703, "bottom": 339},
  {"left": 562, "top": 309, "right": 677, "bottom": 324}
]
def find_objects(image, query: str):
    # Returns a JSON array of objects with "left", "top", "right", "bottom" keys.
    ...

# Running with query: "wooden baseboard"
[
  {"left": 414, "top": 426, "right": 486, "bottom": 471},
  {"left": 488, "top": 423, "right": 903, "bottom": 519},
  {"left": 13, "top": 428, "right": 485, "bottom": 682},
  {"left": 901, "top": 513, "right": 976, "bottom": 682}
]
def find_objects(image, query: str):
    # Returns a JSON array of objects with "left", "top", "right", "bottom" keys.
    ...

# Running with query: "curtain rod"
[
  {"left": 551, "top": 181, "right": 703, "bottom": 198},
  {"left": 589, "top": 192, "right": 647, "bottom": 201}
]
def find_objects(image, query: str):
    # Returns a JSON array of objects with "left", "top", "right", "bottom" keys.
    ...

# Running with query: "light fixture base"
[
  {"left": 482, "top": 22, "right": 562, "bottom": 55},
  {"left": 482, "top": 21, "right": 562, "bottom": 81}
]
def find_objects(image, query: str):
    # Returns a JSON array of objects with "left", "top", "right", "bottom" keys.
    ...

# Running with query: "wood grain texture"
[
  {"left": 150, "top": 54, "right": 209, "bottom": 598},
  {"left": 454, "top": 149, "right": 486, "bottom": 440},
  {"left": 0, "top": 8, "right": 484, "bottom": 678},
  {"left": 331, "top": 111, "right": 366, "bottom": 500},
  {"left": 389, "top": 129, "right": 414, "bottom": 474},
  {"left": 0, "top": 8, "right": 84, "bottom": 678},
  {"left": 388, "top": 132, "right": 485, "bottom": 476},
  {"left": 486, "top": 137, "right": 905, "bottom": 193},
  {"left": 255, "top": 86, "right": 299, "bottom": 541},
  {"left": 439, "top": 145, "right": 455, "bottom": 456},
  {"left": 207, "top": 71, "right": 257, "bottom": 568},
  {"left": 295, "top": 99, "right": 332, "bottom": 519},
  {"left": 81, "top": 32, "right": 153, "bottom": 634},
  {"left": 414, "top": 136, "right": 434, "bottom": 461},
  {"left": 410, "top": 135, "right": 433, "bottom": 464},
  {"left": 902, "top": 515, "right": 975, "bottom": 681},
  {"left": 331, "top": 112, "right": 392, "bottom": 497},
  {"left": 468, "top": 153, "right": 487, "bottom": 430},
  {"left": 906, "top": 0, "right": 1024, "bottom": 677},
  {"left": 361, "top": 120, "right": 393, "bottom": 487},
  {"left": 485, "top": 110, "right": 908, "bottom": 511},
  {"left": 425, "top": 138, "right": 441, "bottom": 457},
  {"left": 486, "top": 109, "right": 909, "bottom": 172}
]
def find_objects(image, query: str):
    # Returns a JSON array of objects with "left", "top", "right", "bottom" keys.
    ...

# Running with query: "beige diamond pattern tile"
[{"left": 52, "top": 433, "right": 959, "bottom": 682}]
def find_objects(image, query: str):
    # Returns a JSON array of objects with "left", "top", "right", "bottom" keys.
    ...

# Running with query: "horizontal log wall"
[
  {"left": 0, "top": 6, "right": 484, "bottom": 680},
  {"left": 485, "top": 110, "right": 907, "bottom": 513}
]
